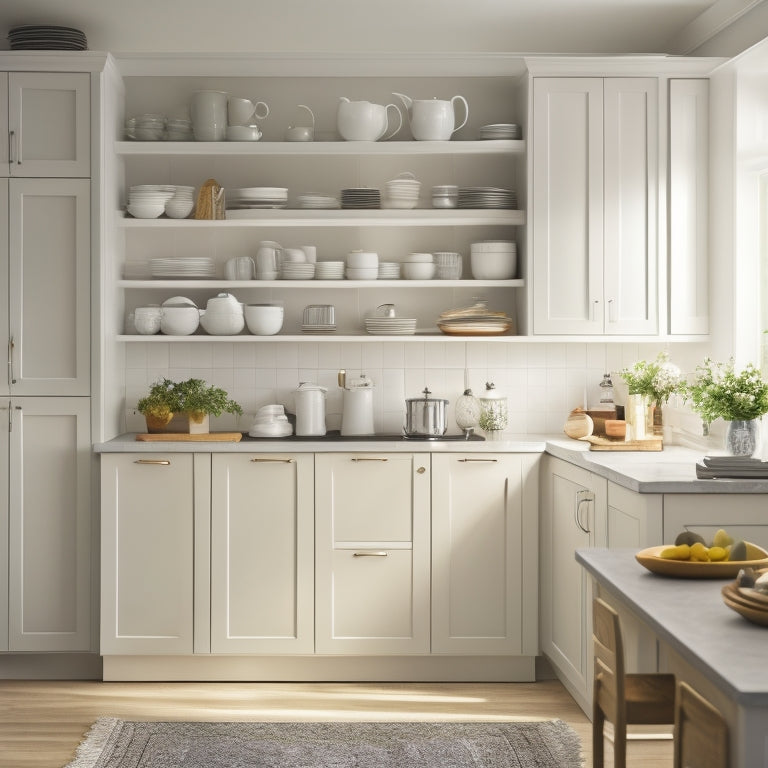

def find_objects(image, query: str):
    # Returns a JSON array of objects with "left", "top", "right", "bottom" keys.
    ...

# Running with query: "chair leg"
[
  {"left": 592, "top": 705, "right": 605, "bottom": 767},
  {"left": 613, "top": 719, "right": 627, "bottom": 768}
]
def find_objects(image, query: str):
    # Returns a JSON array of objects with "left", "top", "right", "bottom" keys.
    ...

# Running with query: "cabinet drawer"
[{"left": 316, "top": 453, "right": 423, "bottom": 542}]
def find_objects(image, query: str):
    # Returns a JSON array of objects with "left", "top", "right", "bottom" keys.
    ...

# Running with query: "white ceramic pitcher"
[
  {"left": 392, "top": 92, "right": 469, "bottom": 141},
  {"left": 337, "top": 97, "right": 402, "bottom": 141},
  {"left": 190, "top": 90, "right": 229, "bottom": 141}
]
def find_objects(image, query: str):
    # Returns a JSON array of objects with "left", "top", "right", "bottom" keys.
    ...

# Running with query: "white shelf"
[
  {"left": 117, "top": 332, "right": 519, "bottom": 343},
  {"left": 116, "top": 139, "right": 525, "bottom": 156},
  {"left": 119, "top": 279, "right": 524, "bottom": 289},
  {"left": 119, "top": 209, "right": 525, "bottom": 228}
]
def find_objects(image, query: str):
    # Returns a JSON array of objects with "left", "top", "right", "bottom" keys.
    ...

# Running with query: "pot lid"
[
  {"left": 406, "top": 386, "right": 448, "bottom": 404},
  {"left": 294, "top": 382, "right": 327, "bottom": 393}
]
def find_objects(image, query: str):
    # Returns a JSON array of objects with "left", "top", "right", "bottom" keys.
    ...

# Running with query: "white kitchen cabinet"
[
  {"left": 100, "top": 453, "right": 197, "bottom": 654},
  {"left": 669, "top": 79, "right": 709, "bottom": 335},
  {"left": 210, "top": 453, "right": 314, "bottom": 654},
  {"left": 1, "top": 71, "right": 90, "bottom": 178},
  {"left": 315, "top": 452, "right": 430, "bottom": 654},
  {"left": 663, "top": 494, "right": 768, "bottom": 550},
  {"left": 2, "top": 177, "right": 91, "bottom": 396},
  {"left": 431, "top": 453, "right": 538, "bottom": 655},
  {"left": 539, "top": 455, "right": 607, "bottom": 713},
  {"left": 1, "top": 396, "right": 91, "bottom": 652},
  {"left": 607, "top": 481, "right": 663, "bottom": 548},
  {"left": 532, "top": 77, "right": 658, "bottom": 335}
]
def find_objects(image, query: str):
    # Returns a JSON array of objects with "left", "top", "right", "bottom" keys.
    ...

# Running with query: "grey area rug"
[{"left": 65, "top": 718, "right": 583, "bottom": 768}]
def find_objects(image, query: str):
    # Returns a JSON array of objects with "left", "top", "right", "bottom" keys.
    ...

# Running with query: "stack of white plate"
[
  {"left": 458, "top": 187, "right": 517, "bottom": 209},
  {"left": 383, "top": 172, "right": 421, "bottom": 209},
  {"left": 341, "top": 188, "right": 380, "bottom": 209},
  {"left": 378, "top": 262, "right": 401, "bottom": 279},
  {"left": 302, "top": 304, "right": 336, "bottom": 333},
  {"left": 125, "top": 114, "right": 166, "bottom": 141},
  {"left": 8, "top": 25, "right": 87, "bottom": 50},
  {"left": 296, "top": 193, "right": 340, "bottom": 210},
  {"left": 280, "top": 262, "right": 316, "bottom": 280},
  {"left": 227, "top": 187, "right": 289, "bottom": 209},
  {"left": 150, "top": 257, "right": 216, "bottom": 279},
  {"left": 248, "top": 404, "right": 293, "bottom": 438},
  {"left": 127, "top": 185, "right": 176, "bottom": 218},
  {"left": 478, "top": 123, "right": 522, "bottom": 140},
  {"left": 314, "top": 261, "right": 345, "bottom": 280},
  {"left": 364, "top": 317, "right": 417, "bottom": 335}
]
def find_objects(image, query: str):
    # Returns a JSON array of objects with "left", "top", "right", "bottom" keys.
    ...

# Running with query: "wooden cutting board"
[
  {"left": 135, "top": 432, "right": 243, "bottom": 442},
  {"left": 581, "top": 435, "right": 662, "bottom": 451}
]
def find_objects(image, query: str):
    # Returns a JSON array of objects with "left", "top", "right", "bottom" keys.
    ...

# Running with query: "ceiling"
[{"left": 0, "top": 0, "right": 765, "bottom": 58}]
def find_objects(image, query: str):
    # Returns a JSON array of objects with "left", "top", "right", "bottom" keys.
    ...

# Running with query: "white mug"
[
  {"left": 282, "top": 248, "right": 307, "bottom": 263},
  {"left": 255, "top": 240, "right": 282, "bottom": 275},
  {"left": 228, "top": 97, "right": 270, "bottom": 126},
  {"left": 225, "top": 256, "right": 255, "bottom": 280},
  {"left": 191, "top": 90, "right": 228, "bottom": 141}
]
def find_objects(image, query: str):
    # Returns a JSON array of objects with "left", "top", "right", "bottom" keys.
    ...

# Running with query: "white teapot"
[
  {"left": 392, "top": 92, "right": 469, "bottom": 141},
  {"left": 337, "top": 97, "right": 402, "bottom": 141}
]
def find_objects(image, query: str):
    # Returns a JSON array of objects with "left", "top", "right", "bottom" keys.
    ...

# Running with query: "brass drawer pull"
[
  {"left": 353, "top": 551, "right": 388, "bottom": 557},
  {"left": 352, "top": 457, "right": 388, "bottom": 462},
  {"left": 134, "top": 459, "right": 171, "bottom": 465},
  {"left": 251, "top": 457, "right": 295, "bottom": 463},
  {"left": 458, "top": 458, "right": 498, "bottom": 463}
]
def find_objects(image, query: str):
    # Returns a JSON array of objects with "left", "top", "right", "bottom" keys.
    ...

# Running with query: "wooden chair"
[
  {"left": 592, "top": 597, "right": 676, "bottom": 768},
  {"left": 674, "top": 680, "right": 729, "bottom": 768}
]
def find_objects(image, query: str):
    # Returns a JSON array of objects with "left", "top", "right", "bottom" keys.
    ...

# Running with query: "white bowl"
[
  {"left": 345, "top": 267, "right": 379, "bottom": 280},
  {"left": 160, "top": 306, "right": 200, "bottom": 335},
  {"left": 405, "top": 252, "right": 434, "bottom": 263},
  {"left": 470, "top": 251, "right": 517, "bottom": 280},
  {"left": 245, "top": 304, "right": 284, "bottom": 335},
  {"left": 403, "top": 262, "right": 436, "bottom": 280},
  {"left": 200, "top": 311, "right": 245, "bottom": 335},
  {"left": 470, "top": 240, "right": 517, "bottom": 253},
  {"left": 347, "top": 251, "right": 378, "bottom": 268},
  {"left": 127, "top": 203, "right": 165, "bottom": 219},
  {"left": 165, "top": 199, "right": 194, "bottom": 219}
]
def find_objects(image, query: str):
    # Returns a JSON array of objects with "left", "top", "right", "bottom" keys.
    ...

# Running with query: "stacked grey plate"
[
  {"left": 696, "top": 456, "right": 768, "bottom": 479},
  {"left": 478, "top": 123, "right": 521, "bottom": 140},
  {"left": 364, "top": 317, "right": 417, "bottom": 335},
  {"left": 341, "top": 188, "right": 380, "bottom": 209},
  {"left": 296, "top": 193, "right": 340, "bottom": 209},
  {"left": 302, "top": 304, "right": 336, "bottom": 333},
  {"left": 458, "top": 187, "right": 517, "bottom": 209},
  {"left": 8, "top": 25, "right": 87, "bottom": 50}
]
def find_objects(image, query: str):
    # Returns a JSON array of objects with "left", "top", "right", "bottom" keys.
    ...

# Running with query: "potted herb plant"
[
  {"left": 137, "top": 377, "right": 243, "bottom": 434},
  {"left": 682, "top": 358, "right": 768, "bottom": 455}
]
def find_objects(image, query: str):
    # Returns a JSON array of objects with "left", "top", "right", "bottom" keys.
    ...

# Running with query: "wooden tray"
[
  {"left": 135, "top": 432, "right": 243, "bottom": 442},
  {"left": 635, "top": 543, "right": 768, "bottom": 578},
  {"left": 581, "top": 435, "right": 663, "bottom": 451}
]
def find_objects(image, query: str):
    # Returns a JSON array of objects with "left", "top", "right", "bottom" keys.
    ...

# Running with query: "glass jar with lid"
[{"left": 478, "top": 382, "right": 508, "bottom": 439}]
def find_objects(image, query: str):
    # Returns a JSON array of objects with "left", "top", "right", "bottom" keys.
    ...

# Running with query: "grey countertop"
[
  {"left": 577, "top": 547, "right": 768, "bottom": 707},
  {"left": 93, "top": 433, "right": 768, "bottom": 494}
]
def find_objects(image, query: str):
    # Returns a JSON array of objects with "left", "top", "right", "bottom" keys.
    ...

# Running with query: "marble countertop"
[{"left": 577, "top": 547, "right": 768, "bottom": 706}]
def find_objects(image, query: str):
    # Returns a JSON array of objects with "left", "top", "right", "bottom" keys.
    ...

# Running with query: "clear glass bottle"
[{"left": 455, "top": 388, "right": 481, "bottom": 437}]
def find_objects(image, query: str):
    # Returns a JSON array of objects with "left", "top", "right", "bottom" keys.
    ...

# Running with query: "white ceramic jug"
[
  {"left": 392, "top": 92, "right": 469, "bottom": 141},
  {"left": 227, "top": 97, "right": 270, "bottom": 126},
  {"left": 337, "top": 97, "right": 402, "bottom": 141},
  {"left": 190, "top": 90, "right": 229, "bottom": 141},
  {"left": 294, "top": 382, "right": 327, "bottom": 436},
  {"left": 339, "top": 370, "right": 375, "bottom": 436},
  {"left": 255, "top": 240, "right": 283, "bottom": 278}
]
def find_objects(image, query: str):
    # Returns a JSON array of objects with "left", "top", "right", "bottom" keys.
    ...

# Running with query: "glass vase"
[{"left": 725, "top": 419, "right": 760, "bottom": 457}]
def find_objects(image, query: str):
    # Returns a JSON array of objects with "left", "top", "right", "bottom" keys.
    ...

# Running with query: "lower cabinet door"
[
  {"left": 100, "top": 453, "right": 195, "bottom": 654},
  {"left": 7, "top": 397, "right": 91, "bottom": 651},
  {"left": 315, "top": 452, "right": 430, "bottom": 654},
  {"left": 431, "top": 453, "right": 538, "bottom": 655},
  {"left": 210, "top": 453, "right": 314, "bottom": 654}
]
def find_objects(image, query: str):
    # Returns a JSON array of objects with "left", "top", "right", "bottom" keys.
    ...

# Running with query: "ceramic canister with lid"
[{"left": 293, "top": 382, "right": 327, "bottom": 436}]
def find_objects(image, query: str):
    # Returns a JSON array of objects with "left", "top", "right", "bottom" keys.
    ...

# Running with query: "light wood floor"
[{"left": 0, "top": 680, "right": 672, "bottom": 767}]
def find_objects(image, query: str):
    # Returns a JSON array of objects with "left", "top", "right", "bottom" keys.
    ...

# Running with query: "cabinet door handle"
[
  {"left": 8, "top": 336, "right": 15, "bottom": 385},
  {"left": 607, "top": 297, "right": 617, "bottom": 323},
  {"left": 416, "top": 466, "right": 426, "bottom": 474},
  {"left": 590, "top": 299, "right": 600, "bottom": 321},
  {"left": 8, "top": 130, "right": 15, "bottom": 164},
  {"left": 574, "top": 489, "right": 593, "bottom": 533},
  {"left": 458, "top": 458, "right": 498, "bottom": 463},
  {"left": 353, "top": 551, "right": 388, "bottom": 557},
  {"left": 351, "top": 457, "right": 388, "bottom": 462},
  {"left": 251, "top": 457, "right": 294, "bottom": 463},
  {"left": 134, "top": 459, "right": 171, "bottom": 465}
]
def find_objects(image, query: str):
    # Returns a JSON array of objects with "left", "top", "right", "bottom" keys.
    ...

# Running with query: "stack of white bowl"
[
  {"left": 127, "top": 185, "right": 176, "bottom": 218},
  {"left": 248, "top": 404, "right": 293, "bottom": 437},
  {"left": 470, "top": 241, "right": 517, "bottom": 279},
  {"left": 164, "top": 185, "right": 196, "bottom": 219},
  {"left": 125, "top": 114, "right": 166, "bottom": 141},
  {"left": 314, "top": 261, "right": 345, "bottom": 280},
  {"left": 383, "top": 172, "right": 421, "bottom": 209},
  {"left": 346, "top": 251, "right": 379, "bottom": 280},
  {"left": 166, "top": 118, "right": 194, "bottom": 141},
  {"left": 403, "top": 252, "right": 435, "bottom": 280},
  {"left": 431, "top": 185, "right": 459, "bottom": 208}
]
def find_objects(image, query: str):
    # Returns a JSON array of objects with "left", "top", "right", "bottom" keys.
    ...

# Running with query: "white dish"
[
  {"left": 403, "top": 262, "right": 435, "bottom": 280},
  {"left": 245, "top": 304, "right": 284, "bottom": 335},
  {"left": 470, "top": 251, "right": 517, "bottom": 280}
]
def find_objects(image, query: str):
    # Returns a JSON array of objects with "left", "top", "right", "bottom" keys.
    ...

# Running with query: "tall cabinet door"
[
  {"left": 7, "top": 72, "right": 90, "bottom": 178},
  {"left": 431, "top": 453, "right": 538, "bottom": 655},
  {"left": 315, "top": 452, "right": 430, "bottom": 654},
  {"left": 0, "top": 74, "right": 8, "bottom": 171},
  {"left": 0, "top": 400, "right": 8, "bottom": 651},
  {"left": 603, "top": 78, "right": 658, "bottom": 335},
  {"left": 532, "top": 78, "right": 604, "bottom": 334},
  {"left": 7, "top": 396, "right": 91, "bottom": 651},
  {"left": 8, "top": 178, "right": 90, "bottom": 395},
  {"left": 0, "top": 180, "right": 8, "bottom": 397},
  {"left": 100, "top": 453, "right": 195, "bottom": 655},
  {"left": 210, "top": 453, "right": 314, "bottom": 654}
]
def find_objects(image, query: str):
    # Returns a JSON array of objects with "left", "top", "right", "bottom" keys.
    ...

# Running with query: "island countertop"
[{"left": 576, "top": 547, "right": 768, "bottom": 707}]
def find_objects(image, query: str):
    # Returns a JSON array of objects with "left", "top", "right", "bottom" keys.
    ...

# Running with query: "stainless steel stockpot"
[{"left": 404, "top": 387, "right": 448, "bottom": 437}]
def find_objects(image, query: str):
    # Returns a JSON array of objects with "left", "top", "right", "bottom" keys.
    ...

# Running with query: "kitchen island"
[{"left": 577, "top": 547, "right": 768, "bottom": 768}]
